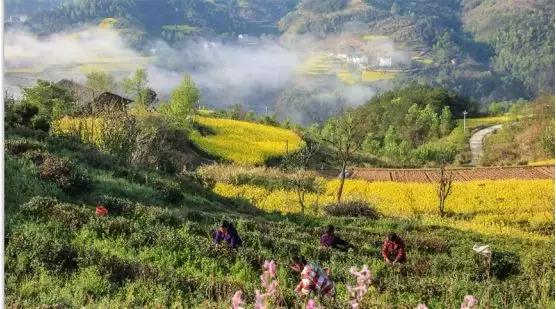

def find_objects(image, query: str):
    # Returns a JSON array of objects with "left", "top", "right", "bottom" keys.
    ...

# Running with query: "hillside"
[
  {"left": 4, "top": 74, "right": 555, "bottom": 307},
  {"left": 6, "top": 124, "right": 555, "bottom": 308},
  {"left": 277, "top": 0, "right": 554, "bottom": 103},
  {"left": 190, "top": 116, "right": 303, "bottom": 165},
  {"left": 9, "top": 0, "right": 299, "bottom": 43}
]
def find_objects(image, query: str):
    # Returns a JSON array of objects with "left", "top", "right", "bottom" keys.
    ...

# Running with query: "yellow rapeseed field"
[
  {"left": 190, "top": 116, "right": 303, "bottom": 165},
  {"left": 361, "top": 70, "right": 397, "bottom": 82},
  {"left": 214, "top": 179, "right": 554, "bottom": 241},
  {"left": 52, "top": 116, "right": 105, "bottom": 146}
]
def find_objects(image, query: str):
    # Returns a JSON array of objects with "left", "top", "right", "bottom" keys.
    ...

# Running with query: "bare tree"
[
  {"left": 317, "top": 112, "right": 364, "bottom": 204},
  {"left": 437, "top": 165, "right": 453, "bottom": 217},
  {"left": 281, "top": 143, "right": 322, "bottom": 214}
]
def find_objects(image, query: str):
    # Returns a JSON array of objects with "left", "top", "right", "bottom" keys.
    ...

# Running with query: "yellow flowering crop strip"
[
  {"left": 190, "top": 116, "right": 303, "bottom": 165},
  {"left": 214, "top": 179, "right": 554, "bottom": 241},
  {"left": 52, "top": 116, "right": 105, "bottom": 146}
]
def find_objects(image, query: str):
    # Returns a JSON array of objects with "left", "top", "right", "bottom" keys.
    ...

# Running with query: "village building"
[{"left": 56, "top": 79, "right": 132, "bottom": 115}]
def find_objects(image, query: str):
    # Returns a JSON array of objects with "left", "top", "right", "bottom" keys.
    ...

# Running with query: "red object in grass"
[{"left": 95, "top": 205, "right": 108, "bottom": 216}]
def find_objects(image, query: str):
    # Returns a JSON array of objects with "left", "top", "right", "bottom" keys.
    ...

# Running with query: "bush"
[
  {"left": 323, "top": 200, "right": 380, "bottom": 219},
  {"left": 5, "top": 139, "right": 43, "bottom": 155},
  {"left": 20, "top": 197, "right": 91, "bottom": 228},
  {"left": 99, "top": 195, "right": 136, "bottom": 214},
  {"left": 491, "top": 251, "right": 521, "bottom": 280},
  {"left": 150, "top": 178, "right": 183, "bottom": 204},
  {"left": 22, "top": 150, "right": 47, "bottom": 165},
  {"left": 177, "top": 169, "right": 215, "bottom": 191},
  {"left": 31, "top": 114, "right": 51, "bottom": 132},
  {"left": 38, "top": 155, "right": 91, "bottom": 194},
  {"left": 6, "top": 223, "right": 77, "bottom": 275},
  {"left": 20, "top": 196, "right": 59, "bottom": 218},
  {"left": 475, "top": 251, "right": 521, "bottom": 281}
]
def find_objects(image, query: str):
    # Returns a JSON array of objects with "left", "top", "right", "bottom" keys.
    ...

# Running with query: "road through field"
[
  {"left": 469, "top": 124, "right": 503, "bottom": 165},
  {"left": 319, "top": 165, "right": 554, "bottom": 183}
]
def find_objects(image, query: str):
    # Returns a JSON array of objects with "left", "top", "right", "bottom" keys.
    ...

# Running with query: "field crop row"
[{"left": 214, "top": 179, "right": 554, "bottom": 241}]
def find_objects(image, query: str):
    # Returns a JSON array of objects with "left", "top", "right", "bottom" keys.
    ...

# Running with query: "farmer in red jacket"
[{"left": 382, "top": 232, "right": 406, "bottom": 265}]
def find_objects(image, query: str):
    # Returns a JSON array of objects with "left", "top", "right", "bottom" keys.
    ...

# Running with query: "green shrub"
[
  {"left": 6, "top": 223, "right": 77, "bottom": 275},
  {"left": 22, "top": 150, "right": 47, "bottom": 165},
  {"left": 20, "top": 196, "right": 59, "bottom": 218},
  {"left": 99, "top": 195, "right": 136, "bottom": 215},
  {"left": 5, "top": 158, "right": 63, "bottom": 213},
  {"left": 38, "top": 155, "right": 91, "bottom": 194},
  {"left": 77, "top": 249, "right": 139, "bottom": 284},
  {"left": 323, "top": 200, "right": 380, "bottom": 219},
  {"left": 31, "top": 114, "right": 51, "bottom": 132},
  {"left": 491, "top": 251, "right": 521, "bottom": 280},
  {"left": 150, "top": 178, "right": 183, "bottom": 204},
  {"left": 5, "top": 139, "right": 43, "bottom": 155},
  {"left": 132, "top": 205, "right": 180, "bottom": 227},
  {"left": 20, "top": 197, "right": 91, "bottom": 229}
]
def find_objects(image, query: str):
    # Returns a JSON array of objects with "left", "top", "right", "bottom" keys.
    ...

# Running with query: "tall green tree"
[
  {"left": 159, "top": 75, "right": 200, "bottom": 127},
  {"left": 85, "top": 71, "right": 116, "bottom": 95},
  {"left": 123, "top": 68, "right": 149, "bottom": 107},
  {"left": 22, "top": 80, "right": 74, "bottom": 120}
]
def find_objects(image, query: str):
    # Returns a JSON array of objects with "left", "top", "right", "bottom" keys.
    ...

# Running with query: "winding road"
[{"left": 469, "top": 124, "right": 503, "bottom": 166}]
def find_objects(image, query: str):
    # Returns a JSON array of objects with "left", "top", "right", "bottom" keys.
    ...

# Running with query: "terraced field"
[{"left": 319, "top": 165, "right": 554, "bottom": 183}]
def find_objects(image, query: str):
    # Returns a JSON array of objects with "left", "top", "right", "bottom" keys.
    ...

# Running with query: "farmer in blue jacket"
[{"left": 213, "top": 220, "right": 242, "bottom": 249}]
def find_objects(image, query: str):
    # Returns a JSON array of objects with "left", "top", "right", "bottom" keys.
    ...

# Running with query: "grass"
[
  {"left": 5, "top": 130, "right": 555, "bottom": 308},
  {"left": 361, "top": 70, "right": 398, "bottom": 82},
  {"left": 460, "top": 115, "right": 514, "bottom": 130},
  {"left": 529, "top": 159, "right": 555, "bottom": 166},
  {"left": 190, "top": 116, "right": 303, "bottom": 165}
]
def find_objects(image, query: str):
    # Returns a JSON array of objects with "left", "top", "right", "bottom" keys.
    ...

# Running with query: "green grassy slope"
[{"left": 5, "top": 130, "right": 554, "bottom": 308}]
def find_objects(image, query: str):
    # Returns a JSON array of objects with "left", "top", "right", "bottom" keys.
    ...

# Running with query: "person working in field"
[
  {"left": 213, "top": 220, "right": 242, "bottom": 249},
  {"left": 320, "top": 225, "right": 353, "bottom": 251},
  {"left": 382, "top": 232, "right": 406, "bottom": 265},
  {"left": 290, "top": 255, "right": 335, "bottom": 297}
]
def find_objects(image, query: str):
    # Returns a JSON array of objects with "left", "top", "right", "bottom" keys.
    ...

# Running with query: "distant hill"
[
  {"left": 278, "top": 0, "right": 554, "bottom": 103},
  {"left": 7, "top": 0, "right": 554, "bottom": 106}
]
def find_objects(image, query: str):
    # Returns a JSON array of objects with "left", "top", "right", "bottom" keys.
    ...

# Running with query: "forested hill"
[
  {"left": 6, "top": 0, "right": 299, "bottom": 39},
  {"left": 5, "top": 0, "right": 554, "bottom": 104},
  {"left": 279, "top": 0, "right": 554, "bottom": 102}
]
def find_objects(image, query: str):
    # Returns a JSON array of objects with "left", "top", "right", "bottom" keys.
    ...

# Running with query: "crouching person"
[
  {"left": 320, "top": 225, "right": 353, "bottom": 251},
  {"left": 290, "top": 255, "right": 334, "bottom": 297},
  {"left": 382, "top": 232, "right": 406, "bottom": 266},
  {"left": 213, "top": 220, "right": 242, "bottom": 249}
]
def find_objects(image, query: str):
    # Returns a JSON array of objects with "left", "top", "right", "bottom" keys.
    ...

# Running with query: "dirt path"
[
  {"left": 469, "top": 124, "right": 503, "bottom": 165},
  {"left": 318, "top": 165, "right": 554, "bottom": 183}
]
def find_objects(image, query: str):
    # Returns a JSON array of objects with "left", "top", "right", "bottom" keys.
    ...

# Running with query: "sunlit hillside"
[{"left": 190, "top": 116, "right": 303, "bottom": 165}]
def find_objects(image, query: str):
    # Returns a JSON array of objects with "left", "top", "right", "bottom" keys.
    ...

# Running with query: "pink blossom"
[
  {"left": 415, "top": 304, "right": 429, "bottom": 309},
  {"left": 461, "top": 295, "right": 479, "bottom": 309},
  {"left": 255, "top": 290, "right": 265, "bottom": 309},
  {"left": 307, "top": 299, "right": 318, "bottom": 309},
  {"left": 348, "top": 265, "right": 373, "bottom": 308},
  {"left": 231, "top": 290, "right": 244, "bottom": 309},
  {"left": 263, "top": 260, "right": 277, "bottom": 277}
]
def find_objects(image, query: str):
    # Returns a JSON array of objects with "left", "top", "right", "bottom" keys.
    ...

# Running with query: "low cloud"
[{"left": 5, "top": 25, "right": 406, "bottom": 123}]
